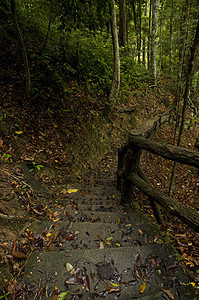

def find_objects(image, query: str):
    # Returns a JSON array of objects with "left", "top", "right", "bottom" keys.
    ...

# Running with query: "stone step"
[
  {"left": 30, "top": 220, "right": 160, "bottom": 252},
  {"left": 24, "top": 245, "right": 195, "bottom": 300}
]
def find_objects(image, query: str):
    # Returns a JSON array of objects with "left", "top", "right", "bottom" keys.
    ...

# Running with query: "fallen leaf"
[
  {"left": 65, "top": 233, "right": 77, "bottom": 241},
  {"left": 15, "top": 131, "right": 23, "bottom": 134},
  {"left": 67, "top": 188, "right": 78, "bottom": 194},
  {"left": 110, "top": 282, "right": 120, "bottom": 287},
  {"left": 161, "top": 289, "right": 175, "bottom": 300},
  {"left": 52, "top": 230, "right": 61, "bottom": 242},
  {"left": 58, "top": 292, "right": 69, "bottom": 300},
  {"left": 100, "top": 242, "right": 104, "bottom": 249},
  {"left": 82, "top": 273, "right": 90, "bottom": 291},
  {"left": 66, "top": 263, "right": 75, "bottom": 274},
  {"left": 116, "top": 218, "right": 120, "bottom": 224},
  {"left": 135, "top": 251, "right": 140, "bottom": 262},
  {"left": 12, "top": 250, "right": 27, "bottom": 259},
  {"left": 65, "top": 277, "right": 83, "bottom": 285},
  {"left": 108, "top": 288, "right": 120, "bottom": 294},
  {"left": 132, "top": 265, "right": 142, "bottom": 280},
  {"left": 133, "top": 239, "right": 142, "bottom": 246},
  {"left": 139, "top": 282, "right": 146, "bottom": 293}
]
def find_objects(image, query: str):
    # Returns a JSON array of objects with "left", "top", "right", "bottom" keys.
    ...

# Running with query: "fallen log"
[
  {"left": 129, "top": 173, "right": 199, "bottom": 232},
  {"left": 129, "top": 136, "right": 199, "bottom": 168}
]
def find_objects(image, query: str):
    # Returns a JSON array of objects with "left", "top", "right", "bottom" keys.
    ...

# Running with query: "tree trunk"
[
  {"left": 11, "top": 0, "right": 31, "bottom": 99},
  {"left": 169, "top": 0, "right": 174, "bottom": 73},
  {"left": 174, "top": 0, "right": 191, "bottom": 112},
  {"left": 147, "top": 0, "right": 152, "bottom": 71},
  {"left": 158, "top": 0, "right": 163, "bottom": 75},
  {"left": 151, "top": 0, "right": 160, "bottom": 85},
  {"left": 132, "top": 0, "right": 138, "bottom": 61},
  {"left": 142, "top": 1, "right": 147, "bottom": 66},
  {"left": 169, "top": 15, "right": 199, "bottom": 196},
  {"left": 40, "top": 0, "right": 53, "bottom": 55},
  {"left": 109, "top": 0, "right": 120, "bottom": 103},
  {"left": 129, "top": 173, "right": 199, "bottom": 232},
  {"left": 119, "top": 0, "right": 127, "bottom": 47},
  {"left": 137, "top": 0, "right": 142, "bottom": 64}
]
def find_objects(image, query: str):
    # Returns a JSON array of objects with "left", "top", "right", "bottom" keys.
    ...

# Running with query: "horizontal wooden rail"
[
  {"left": 129, "top": 172, "right": 199, "bottom": 232},
  {"left": 129, "top": 135, "right": 199, "bottom": 168}
]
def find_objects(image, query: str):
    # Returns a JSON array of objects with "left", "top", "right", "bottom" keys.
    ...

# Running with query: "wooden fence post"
[
  {"left": 120, "top": 144, "right": 142, "bottom": 204},
  {"left": 117, "top": 145, "right": 127, "bottom": 191}
]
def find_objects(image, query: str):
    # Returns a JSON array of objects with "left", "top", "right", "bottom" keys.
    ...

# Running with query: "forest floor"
[{"left": 0, "top": 78, "right": 199, "bottom": 298}]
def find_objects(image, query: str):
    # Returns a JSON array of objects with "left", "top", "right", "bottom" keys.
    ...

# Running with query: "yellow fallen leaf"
[
  {"left": 66, "top": 263, "right": 75, "bottom": 274},
  {"left": 46, "top": 233, "right": 51, "bottom": 237},
  {"left": 100, "top": 242, "right": 104, "bottom": 249},
  {"left": 15, "top": 131, "right": 23, "bottom": 134},
  {"left": 139, "top": 282, "right": 146, "bottom": 293},
  {"left": 190, "top": 282, "right": 196, "bottom": 286},
  {"left": 116, "top": 218, "right": 120, "bottom": 224},
  {"left": 110, "top": 282, "right": 120, "bottom": 287},
  {"left": 67, "top": 188, "right": 78, "bottom": 194}
]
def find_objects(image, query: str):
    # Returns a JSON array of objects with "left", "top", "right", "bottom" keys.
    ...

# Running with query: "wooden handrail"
[
  {"left": 117, "top": 111, "right": 199, "bottom": 231},
  {"left": 129, "top": 135, "right": 199, "bottom": 168}
]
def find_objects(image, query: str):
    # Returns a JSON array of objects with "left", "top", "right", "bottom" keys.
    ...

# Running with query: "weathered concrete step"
[
  {"left": 24, "top": 245, "right": 195, "bottom": 299},
  {"left": 72, "top": 210, "right": 148, "bottom": 225},
  {"left": 58, "top": 193, "right": 121, "bottom": 206},
  {"left": 30, "top": 220, "right": 160, "bottom": 252}
]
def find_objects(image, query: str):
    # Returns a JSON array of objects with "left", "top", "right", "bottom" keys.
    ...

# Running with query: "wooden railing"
[{"left": 117, "top": 111, "right": 199, "bottom": 232}]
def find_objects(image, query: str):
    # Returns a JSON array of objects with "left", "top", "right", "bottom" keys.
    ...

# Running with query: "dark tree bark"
[
  {"left": 40, "top": 0, "right": 53, "bottom": 55},
  {"left": 129, "top": 173, "right": 199, "bottom": 232},
  {"left": 119, "top": 0, "right": 127, "bottom": 47},
  {"left": 137, "top": 0, "right": 142, "bottom": 64},
  {"left": 147, "top": 0, "right": 152, "bottom": 71},
  {"left": 169, "top": 0, "right": 174, "bottom": 73},
  {"left": 120, "top": 146, "right": 142, "bottom": 204},
  {"left": 142, "top": 1, "right": 147, "bottom": 66},
  {"left": 11, "top": 0, "right": 31, "bottom": 99}
]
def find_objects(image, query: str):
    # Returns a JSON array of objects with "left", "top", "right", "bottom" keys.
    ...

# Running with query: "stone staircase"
[
  {"left": 23, "top": 155, "right": 195, "bottom": 299},
  {"left": 23, "top": 185, "right": 194, "bottom": 298}
]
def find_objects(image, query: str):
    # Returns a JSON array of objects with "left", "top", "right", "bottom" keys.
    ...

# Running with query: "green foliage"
[
  {"left": 29, "top": 163, "right": 44, "bottom": 172},
  {"left": 119, "top": 49, "right": 151, "bottom": 103},
  {"left": 64, "top": 30, "right": 113, "bottom": 95},
  {"left": 1, "top": 153, "right": 12, "bottom": 162},
  {"left": 0, "top": 290, "right": 10, "bottom": 300}
]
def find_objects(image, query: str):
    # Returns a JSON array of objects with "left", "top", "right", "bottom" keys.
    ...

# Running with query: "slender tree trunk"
[
  {"left": 132, "top": 0, "right": 138, "bottom": 61},
  {"left": 158, "top": 0, "right": 163, "bottom": 75},
  {"left": 137, "top": 0, "right": 142, "bottom": 64},
  {"left": 40, "top": 0, "right": 53, "bottom": 55},
  {"left": 119, "top": 0, "right": 127, "bottom": 47},
  {"left": 11, "top": 0, "right": 31, "bottom": 99},
  {"left": 109, "top": 0, "right": 120, "bottom": 103},
  {"left": 142, "top": 1, "right": 147, "bottom": 66},
  {"left": 174, "top": 0, "right": 191, "bottom": 111},
  {"left": 148, "top": 0, "right": 152, "bottom": 71},
  {"left": 169, "top": 0, "right": 174, "bottom": 73},
  {"left": 169, "top": 17, "right": 199, "bottom": 196},
  {"left": 151, "top": 0, "right": 160, "bottom": 85},
  {"left": 172, "top": 0, "right": 191, "bottom": 151}
]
